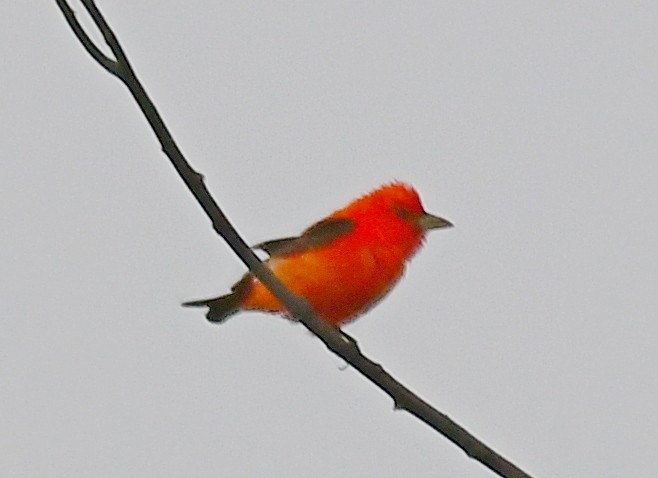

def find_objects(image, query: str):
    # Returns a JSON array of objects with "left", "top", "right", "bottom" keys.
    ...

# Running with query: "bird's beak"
[{"left": 418, "top": 212, "right": 453, "bottom": 230}]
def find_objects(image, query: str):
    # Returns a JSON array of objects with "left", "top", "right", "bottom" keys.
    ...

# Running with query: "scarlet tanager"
[{"left": 183, "top": 182, "right": 452, "bottom": 326}]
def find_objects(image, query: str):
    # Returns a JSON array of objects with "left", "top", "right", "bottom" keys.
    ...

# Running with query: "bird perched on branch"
[{"left": 183, "top": 182, "right": 452, "bottom": 326}]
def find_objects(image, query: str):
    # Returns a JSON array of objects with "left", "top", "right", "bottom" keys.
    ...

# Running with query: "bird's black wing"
[{"left": 254, "top": 217, "right": 355, "bottom": 257}]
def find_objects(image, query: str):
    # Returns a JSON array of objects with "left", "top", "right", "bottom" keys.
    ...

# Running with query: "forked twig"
[{"left": 54, "top": 2, "right": 535, "bottom": 477}]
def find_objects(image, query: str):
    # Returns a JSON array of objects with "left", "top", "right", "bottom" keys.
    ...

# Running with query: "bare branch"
[
  {"left": 54, "top": 2, "right": 536, "bottom": 477},
  {"left": 54, "top": 0, "right": 119, "bottom": 77}
]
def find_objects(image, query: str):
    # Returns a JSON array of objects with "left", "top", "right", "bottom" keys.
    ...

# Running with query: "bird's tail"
[{"left": 182, "top": 293, "right": 241, "bottom": 323}]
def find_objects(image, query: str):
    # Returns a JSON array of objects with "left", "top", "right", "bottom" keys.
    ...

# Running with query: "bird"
[{"left": 183, "top": 182, "right": 452, "bottom": 326}]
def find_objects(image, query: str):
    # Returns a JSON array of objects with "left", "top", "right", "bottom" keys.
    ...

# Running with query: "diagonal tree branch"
[
  {"left": 54, "top": 2, "right": 536, "bottom": 477},
  {"left": 56, "top": 0, "right": 119, "bottom": 76}
]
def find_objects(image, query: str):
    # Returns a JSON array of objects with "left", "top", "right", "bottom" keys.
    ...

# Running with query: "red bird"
[{"left": 184, "top": 182, "right": 452, "bottom": 326}]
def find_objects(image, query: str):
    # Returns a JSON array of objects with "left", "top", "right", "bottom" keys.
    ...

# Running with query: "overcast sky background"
[{"left": 2, "top": 2, "right": 657, "bottom": 477}]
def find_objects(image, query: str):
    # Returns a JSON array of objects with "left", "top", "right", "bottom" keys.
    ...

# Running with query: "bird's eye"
[{"left": 393, "top": 206, "right": 414, "bottom": 220}]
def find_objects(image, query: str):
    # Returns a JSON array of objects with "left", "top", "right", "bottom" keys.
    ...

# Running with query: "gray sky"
[{"left": 3, "top": 2, "right": 658, "bottom": 477}]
